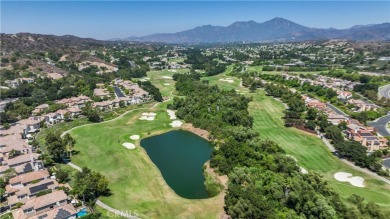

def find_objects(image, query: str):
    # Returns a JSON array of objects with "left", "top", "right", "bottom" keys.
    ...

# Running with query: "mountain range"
[{"left": 125, "top": 17, "right": 390, "bottom": 43}]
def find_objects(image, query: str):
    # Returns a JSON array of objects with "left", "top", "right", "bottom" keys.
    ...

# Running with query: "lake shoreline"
[{"left": 181, "top": 123, "right": 211, "bottom": 141}]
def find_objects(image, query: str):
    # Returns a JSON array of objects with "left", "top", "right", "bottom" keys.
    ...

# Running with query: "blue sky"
[{"left": 1, "top": 1, "right": 389, "bottom": 40}]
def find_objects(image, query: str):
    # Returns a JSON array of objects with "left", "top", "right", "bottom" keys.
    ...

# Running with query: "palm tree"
[{"left": 63, "top": 133, "right": 76, "bottom": 158}]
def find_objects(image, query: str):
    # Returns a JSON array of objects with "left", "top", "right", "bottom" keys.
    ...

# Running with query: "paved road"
[
  {"left": 326, "top": 103, "right": 348, "bottom": 116},
  {"left": 0, "top": 98, "right": 18, "bottom": 112},
  {"left": 383, "top": 158, "right": 390, "bottom": 169},
  {"left": 378, "top": 84, "right": 390, "bottom": 99},
  {"left": 368, "top": 114, "right": 390, "bottom": 137},
  {"left": 113, "top": 86, "right": 125, "bottom": 98},
  {"left": 60, "top": 100, "right": 171, "bottom": 217},
  {"left": 319, "top": 135, "right": 390, "bottom": 184},
  {"left": 66, "top": 161, "right": 138, "bottom": 219}
]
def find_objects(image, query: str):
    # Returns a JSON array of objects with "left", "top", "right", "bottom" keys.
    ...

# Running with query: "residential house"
[
  {"left": 337, "top": 91, "right": 352, "bottom": 101},
  {"left": 345, "top": 126, "right": 388, "bottom": 151},
  {"left": 348, "top": 99, "right": 379, "bottom": 112},
  {"left": 19, "top": 116, "right": 46, "bottom": 138},
  {"left": 327, "top": 114, "right": 348, "bottom": 125},
  {"left": 7, "top": 170, "right": 50, "bottom": 190},
  {"left": 7, "top": 179, "right": 59, "bottom": 206},
  {"left": 11, "top": 190, "right": 73, "bottom": 219}
]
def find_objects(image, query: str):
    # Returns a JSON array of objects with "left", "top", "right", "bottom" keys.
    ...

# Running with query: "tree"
[
  {"left": 87, "top": 110, "right": 101, "bottom": 123},
  {"left": 63, "top": 133, "right": 76, "bottom": 157},
  {"left": 324, "top": 126, "right": 344, "bottom": 143},
  {"left": 74, "top": 167, "right": 109, "bottom": 202},
  {"left": 56, "top": 169, "right": 69, "bottom": 183},
  {"left": 249, "top": 83, "right": 257, "bottom": 93},
  {"left": 45, "top": 132, "right": 66, "bottom": 161},
  {"left": 64, "top": 112, "right": 71, "bottom": 121}
]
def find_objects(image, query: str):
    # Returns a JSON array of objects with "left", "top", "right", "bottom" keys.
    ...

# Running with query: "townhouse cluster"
[
  {"left": 7, "top": 170, "right": 79, "bottom": 219},
  {"left": 3, "top": 78, "right": 34, "bottom": 89},
  {"left": 302, "top": 95, "right": 388, "bottom": 152},
  {"left": 283, "top": 73, "right": 359, "bottom": 91}
]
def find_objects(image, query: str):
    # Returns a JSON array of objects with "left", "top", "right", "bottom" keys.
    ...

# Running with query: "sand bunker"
[
  {"left": 162, "top": 76, "right": 173, "bottom": 79},
  {"left": 164, "top": 83, "right": 171, "bottom": 86},
  {"left": 122, "top": 142, "right": 135, "bottom": 149},
  {"left": 139, "top": 112, "right": 156, "bottom": 121},
  {"left": 139, "top": 77, "right": 150, "bottom": 82},
  {"left": 219, "top": 78, "right": 234, "bottom": 83},
  {"left": 334, "top": 172, "right": 365, "bottom": 187},
  {"left": 300, "top": 167, "right": 308, "bottom": 174},
  {"left": 167, "top": 110, "right": 177, "bottom": 120},
  {"left": 170, "top": 120, "right": 183, "bottom": 127},
  {"left": 130, "top": 135, "right": 140, "bottom": 140},
  {"left": 168, "top": 70, "right": 177, "bottom": 72}
]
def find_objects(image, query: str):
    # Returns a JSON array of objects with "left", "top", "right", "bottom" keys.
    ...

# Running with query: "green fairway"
[
  {"left": 147, "top": 69, "right": 189, "bottom": 97},
  {"left": 66, "top": 70, "right": 389, "bottom": 218},
  {"left": 247, "top": 89, "right": 390, "bottom": 206},
  {"left": 70, "top": 102, "right": 224, "bottom": 219},
  {"left": 202, "top": 73, "right": 390, "bottom": 207},
  {"left": 68, "top": 70, "right": 224, "bottom": 219}
]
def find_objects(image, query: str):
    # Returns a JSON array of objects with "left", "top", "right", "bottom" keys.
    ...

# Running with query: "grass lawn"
[
  {"left": 147, "top": 69, "right": 189, "bottom": 97},
  {"left": 247, "top": 89, "right": 390, "bottom": 207},
  {"left": 95, "top": 206, "right": 127, "bottom": 219},
  {"left": 0, "top": 213, "right": 12, "bottom": 219},
  {"left": 68, "top": 71, "right": 224, "bottom": 219},
  {"left": 202, "top": 74, "right": 390, "bottom": 207},
  {"left": 69, "top": 102, "right": 224, "bottom": 219}
]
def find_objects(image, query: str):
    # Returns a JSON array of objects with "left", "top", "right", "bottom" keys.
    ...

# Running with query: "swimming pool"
[{"left": 76, "top": 208, "right": 88, "bottom": 217}]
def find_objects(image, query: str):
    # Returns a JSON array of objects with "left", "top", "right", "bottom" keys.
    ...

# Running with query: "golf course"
[
  {"left": 203, "top": 70, "right": 390, "bottom": 207},
  {"left": 63, "top": 68, "right": 390, "bottom": 219}
]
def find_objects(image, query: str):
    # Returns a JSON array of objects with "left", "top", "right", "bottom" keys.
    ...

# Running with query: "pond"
[{"left": 140, "top": 130, "right": 213, "bottom": 199}]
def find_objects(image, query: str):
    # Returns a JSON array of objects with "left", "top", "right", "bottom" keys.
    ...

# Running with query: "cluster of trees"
[
  {"left": 261, "top": 65, "right": 327, "bottom": 72},
  {"left": 263, "top": 83, "right": 307, "bottom": 128},
  {"left": 321, "top": 124, "right": 387, "bottom": 175},
  {"left": 115, "top": 56, "right": 150, "bottom": 79},
  {"left": 171, "top": 74, "right": 253, "bottom": 134},
  {"left": 183, "top": 49, "right": 228, "bottom": 76},
  {"left": 44, "top": 132, "right": 76, "bottom": 162},
  {"left": 73, "top": 167, "right": 109, "bottom": 203},
  {"left": 81, "top": 102, "right": 101, "bottom": 122},
  {"left": 137, "top": 81, "right": 163, "bottom": 102},
  {"left": 172, "top": 73, "right": 389, "bottom": 218}
]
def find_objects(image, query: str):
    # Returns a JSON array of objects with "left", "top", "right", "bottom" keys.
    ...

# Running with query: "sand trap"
[
  {"left": 139, "top": 77, "right": 150, "bottom": 82},
  {"left": 122, "top": 142, "right": 135, "bottom": 149},
  {"left": 167, "top": 110, "right": 177, "bottom": 120},
  {"left": 334, "top": 172, "right": 365, "bottom": 187},
  {"left": 162, "top": 76, "right": 173, "bottom": 79},
  {"left": 139, "top": 112, "right": 157, "bottom": 121},
  {"left": 164, "top": 83, "right": 171, "bottom": 86},
  {"left": 300, "top": 167, "right": 308, "bottom": 174},
  {"left": 170, "top": 120, "right": 183, "bottom": 127},
  {"left": 168, "top": 70, "right": 177, "bottom": 72},
  {"left": 219, "top": 78, "right": 234, "bottom": 83},
  {"left": 130, "top": 135, "right": 140, "bottom": 140}
]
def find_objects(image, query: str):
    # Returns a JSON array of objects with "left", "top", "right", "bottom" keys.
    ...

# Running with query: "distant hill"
[
  {"left": 0, "top": 33, "right": 154, "bottom": 53},
  {"left": 0, "top": 33, "right": 108, "bottom": 53},
  {"left": 125, "top": 17, "right": 390, "bottom": 43}
]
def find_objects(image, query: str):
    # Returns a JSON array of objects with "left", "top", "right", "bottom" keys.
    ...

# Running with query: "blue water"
[
  {"left": 140, "top": 130, "right": 212, "bottom": 199},
  {"left": 77, "top": 208, "right": 88, "bottom": 217}
]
